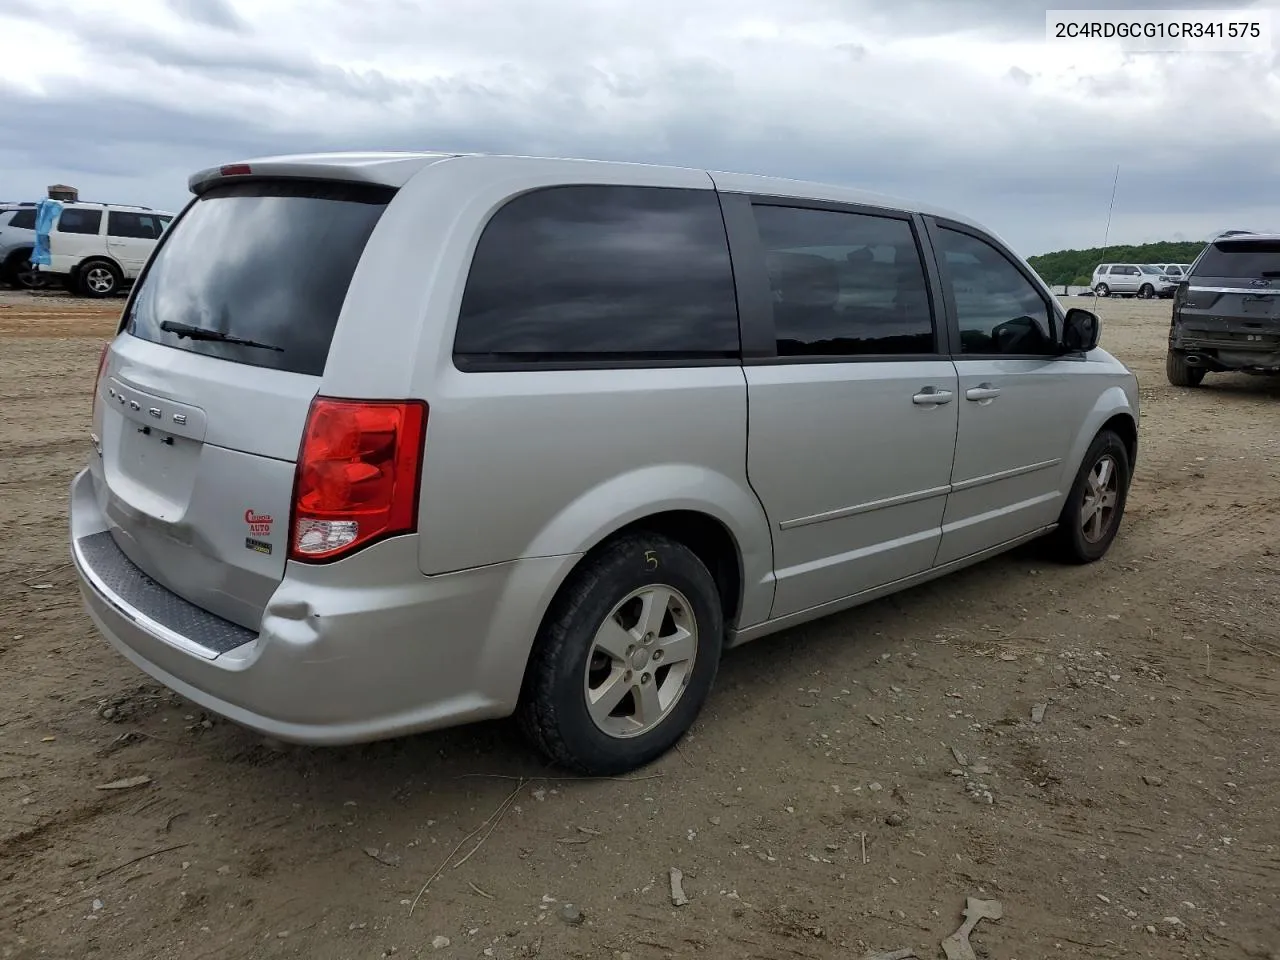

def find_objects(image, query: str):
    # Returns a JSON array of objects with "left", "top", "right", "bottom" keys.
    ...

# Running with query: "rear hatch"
[
  {"left": 91, "top": 178, "right": 394, "bottom": 630},
  {"left": 1178, "top": 237, "right": 1280, "bottom": 348}
]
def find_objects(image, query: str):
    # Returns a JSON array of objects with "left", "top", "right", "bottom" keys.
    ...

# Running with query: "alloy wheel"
[
  {"left": 583, "top": 584, "right": 698, "bottom": 738},
  {"left": 1081, "top": 455, "right": 1120, "bottom": 543}
]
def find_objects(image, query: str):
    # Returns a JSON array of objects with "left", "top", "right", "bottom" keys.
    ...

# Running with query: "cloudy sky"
[{"left": 2, "top": 0, "right": 1277, "bottom": 255}]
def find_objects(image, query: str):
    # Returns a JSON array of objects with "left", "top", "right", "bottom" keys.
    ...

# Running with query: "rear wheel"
[
  {"left": 1166, "top": 350, "right": 1206, "bottom": 387},
  {"left": 15, "top": 260, "right": 47, "bottom": 290},
  {"left": 78, "top": 260, "right": 120, "bottom": 298},
  {"left": 1094, "top": 283, "right": 1110, "bottom": 297},
  {"left": 1049, "top": 430, "right": 1131, "bottom": 564},
  {"left": 518, "top": 532, "right": 723, "bottom": 775}
]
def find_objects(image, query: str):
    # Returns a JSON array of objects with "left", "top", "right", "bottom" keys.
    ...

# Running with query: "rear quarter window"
[
  {"left": 124, "top": 180, "right": 393, "bottom": 376},
  {"left": 454, "top": 185, "right": 740, "bottom": 367},
  {"left": 7, "top": 208, "right": 36, "bottom": 230}
]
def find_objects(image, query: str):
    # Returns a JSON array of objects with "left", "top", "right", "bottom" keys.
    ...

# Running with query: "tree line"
[{"left": 1027, "top": 240, "right": 1209, "bottom": 286}]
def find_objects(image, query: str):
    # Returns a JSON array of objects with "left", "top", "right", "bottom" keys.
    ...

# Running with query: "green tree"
[{"left": 1028, "top": 240, "right": 1209, "bottom": 287}]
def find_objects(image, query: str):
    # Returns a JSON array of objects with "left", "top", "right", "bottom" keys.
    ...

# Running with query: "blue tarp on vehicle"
[{"left": 30, "top": 198, "right": 63, "bottom": 267}]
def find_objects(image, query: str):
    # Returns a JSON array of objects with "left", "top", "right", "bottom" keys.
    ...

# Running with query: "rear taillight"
[
  {"left": 91, "top": 341, "right": 110, "bottom": 414},
  {"left": 288, "top": 397, "right": 428, "bottom": 563},
  {"left": 1172, "top": 281, "right": 1190, "bottom": 317}
]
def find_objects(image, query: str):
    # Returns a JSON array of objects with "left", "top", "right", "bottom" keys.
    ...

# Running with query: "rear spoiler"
[{"left": 188, "top": 152, "right": 459, "bottom": 196}]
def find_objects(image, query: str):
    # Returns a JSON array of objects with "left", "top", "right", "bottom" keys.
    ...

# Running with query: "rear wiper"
[{"left": 159, "top": 320, "right": 284, "bottom": 352}]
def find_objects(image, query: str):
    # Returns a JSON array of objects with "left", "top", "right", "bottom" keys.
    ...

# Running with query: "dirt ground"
[{"left": 1, "top": 290, "right": 1277, "bottom": 960}]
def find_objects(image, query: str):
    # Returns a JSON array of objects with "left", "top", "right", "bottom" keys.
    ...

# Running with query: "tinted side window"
[
  {"left": 751, "top": 205, "right": 935, "bottom": 357},
  {"left": 57, "top": 209, "right": 102, "bottom": 235},
  {"left": 8, "top": 208, "right": 36, "bottom": 230},
  {"left": 108, "top": 211, "right": 147, "bottom": 239},
  {"left": 108, "top": 211, "right": 164, "bottom": 239},
  {"left": 935, "top": 227, "right": 1054, "bottom": 356},
  {"left": 455, "top": 185, "right": 739, "bottom": 364}
]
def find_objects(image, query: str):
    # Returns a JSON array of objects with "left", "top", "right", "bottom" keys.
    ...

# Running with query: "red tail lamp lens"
[{"left": 289, "top": 397, "right": 427, "bottom": 562}]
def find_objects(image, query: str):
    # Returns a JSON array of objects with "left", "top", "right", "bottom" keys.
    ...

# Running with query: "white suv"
[
  {"left": 1091, "top": 263, "right": 1175, "bottom": 299},
  {"left": 37, "top": 202, "right": 174, "bottom": 297}
]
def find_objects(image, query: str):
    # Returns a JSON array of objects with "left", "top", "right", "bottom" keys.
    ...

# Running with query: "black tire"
[
  {"left": 1138, "top": 283, "right": 1154, "bottom": 299},
  {"left": 77, "top": 259, "right": 121, "bottom": 298},
  {"left": 1166, "top": 350, "right": 1205, "bottom": 387},
  {"left": 518, "top": 532, "right": 723, "bottom": 775},
  {"left": 1094, "top": 283, "right": 1110, "bottom": 297},
  {"left": 1049, "top": 430, "right": 1131, "bottom": 564},
  {"left": 13, "top": 256, "right": 47, "bottom": 290}
]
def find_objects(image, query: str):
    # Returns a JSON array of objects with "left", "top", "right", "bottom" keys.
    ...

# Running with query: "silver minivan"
[{"left": 71, "top": 152, "right": 1140, "bottom": 774}]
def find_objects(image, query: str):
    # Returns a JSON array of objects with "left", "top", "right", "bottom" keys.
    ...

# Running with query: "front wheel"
[
  {"left": 1166, "top": 350, "right": 1206, "bottom": 387},
  {"left": 1094, "top": 283, "right": 1110, "bottom": 297},
  {"left": 1049, "top": 430, "right": 1131, "bottom": 564},
  {"left": 1138, "top": 283, "right": 1154, "bottom": 299},
  {"left": 518, "top": 532, "right": 723, "bottom": 775}
]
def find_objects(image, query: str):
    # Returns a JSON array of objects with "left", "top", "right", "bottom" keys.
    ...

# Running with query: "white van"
[{"left": 39, "top": 202, "right": 174, "bottom": 297}]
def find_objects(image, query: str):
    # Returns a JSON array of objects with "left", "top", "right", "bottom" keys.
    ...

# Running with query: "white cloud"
[{"left": 1, "top": 0, "right": 1277, "bottom": 251}]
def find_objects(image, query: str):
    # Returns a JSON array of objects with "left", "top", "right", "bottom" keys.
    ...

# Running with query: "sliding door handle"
[
  {"left": 912, "top": 387, "right": 954, "bottom": 406},
  {"left": 965, "top": 383, "right": 1002, "bottom": 402}
]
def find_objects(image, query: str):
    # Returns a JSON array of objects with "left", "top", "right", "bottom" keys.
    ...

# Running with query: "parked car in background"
[
  {"left": 1159, "top": 263, "right": 1192, "bottom": 282},
  {"left": 0, "top": 203, "right": 45, "bottom": 289},
  {"left": 1147, "top": 263, "right": 1194, "bottom": 297},
  {"left": 36, "top": 202, "right": 174, "bottom": 297},
  {"left": 1092, "top": 263, "right": 1176, "bottom": 299},
  {"left": 1167, "top": 232, "right": 1280, "bottom": 386},
  {"left": 71, "top": 151, "right": 1140, "bottom": 774}
]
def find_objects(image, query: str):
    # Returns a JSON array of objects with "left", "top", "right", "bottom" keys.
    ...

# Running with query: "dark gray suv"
[{"left": 1167, "top": 232, "right": 1280, "bottom": 386}]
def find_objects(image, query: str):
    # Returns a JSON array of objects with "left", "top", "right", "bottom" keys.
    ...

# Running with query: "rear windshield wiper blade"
[{"left": 159, "top": 320, "right": 284, "bottom": 352}]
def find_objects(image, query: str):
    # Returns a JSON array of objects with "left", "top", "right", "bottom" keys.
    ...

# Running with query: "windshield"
[
  {"left": 125, "top": 180, "right": 393, "bottom": 376},
  {"left": 1140, "top": 265, "right": 1162, "bottom": 275},
  {"left": 1191, "top": 240, "right": 1280, "bottom": 280}
]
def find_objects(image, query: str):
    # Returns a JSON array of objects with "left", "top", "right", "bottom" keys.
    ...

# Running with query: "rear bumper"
[
  {"left": 70, "top": 468, "right": 579, "bottom": 744},
  {"left": 1170, "top": 327, "right": 1280, "bottom": 371}
]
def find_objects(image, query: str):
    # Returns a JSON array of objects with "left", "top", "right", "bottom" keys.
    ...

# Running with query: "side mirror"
[{"left": 1062, "top": 307, "right": 1101, "bottom": 353}]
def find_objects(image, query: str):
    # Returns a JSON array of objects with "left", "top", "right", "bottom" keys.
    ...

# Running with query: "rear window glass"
[
  {"left": 125, "top": 180, "right": 393, "bottom": 376},
  {"left": 454, "top": 185, "right": 739, "bottom": 365},
  {"left": 7, "top": 208, "right": 36, "bottom": 230},
  {"left": 1192, "top": 240, "right": 1280, "bottom": 280}
]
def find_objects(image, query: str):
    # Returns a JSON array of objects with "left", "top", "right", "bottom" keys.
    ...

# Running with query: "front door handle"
[
  {"left": 912, "top": 386, "right": 954, "bottom": 406},
  {"left": 965, "top": 383, "right": 1002, "bottom": 402}
]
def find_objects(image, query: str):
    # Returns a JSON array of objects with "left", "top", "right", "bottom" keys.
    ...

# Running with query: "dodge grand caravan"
[{"left": 71, "top": 152, "right": 1140, "bottom": 774}]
